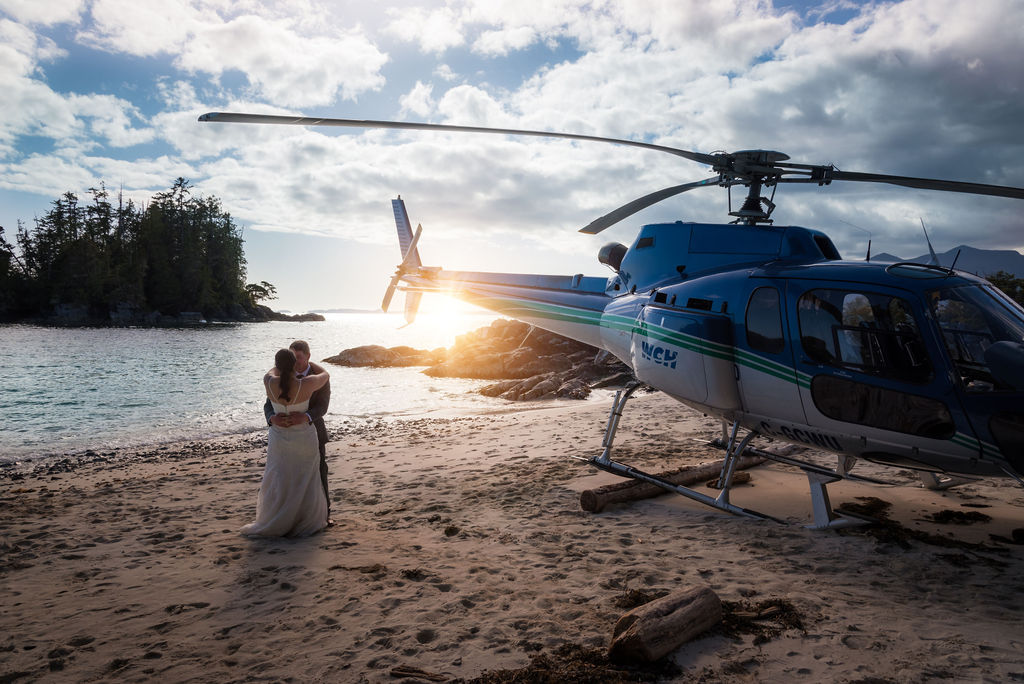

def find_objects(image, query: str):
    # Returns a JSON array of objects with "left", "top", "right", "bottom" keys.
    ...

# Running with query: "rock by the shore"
[
  {"left": 323, "top": 344, "right": 446, "bottom": 367},
  {"left": 324, "top": 319, "right": 633, "bottom": 401},
  {"left": 252, "top": 304, "right": 326, "bottom": 322}
]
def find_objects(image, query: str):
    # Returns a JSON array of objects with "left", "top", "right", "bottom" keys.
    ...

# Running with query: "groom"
[{"left": 264, "top": 339, "right": 332, "bottom": 520}]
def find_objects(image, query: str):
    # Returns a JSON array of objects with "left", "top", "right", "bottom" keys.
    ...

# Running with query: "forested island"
[{"left": 0, "top": 178, "right": 320, "bottom": 325}]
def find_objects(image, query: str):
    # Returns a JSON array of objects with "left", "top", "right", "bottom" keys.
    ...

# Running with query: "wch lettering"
[{"left": 640, "top": 341, "right": 678, "bottom": 369}]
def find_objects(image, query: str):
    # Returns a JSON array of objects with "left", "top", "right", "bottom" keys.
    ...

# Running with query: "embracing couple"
[{"left": 241, "top": 340, "right": 333, "bottom": 538}]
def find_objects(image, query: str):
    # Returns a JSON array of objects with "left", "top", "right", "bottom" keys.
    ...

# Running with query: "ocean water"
[{"left": 0, "top": 312, "right": 524, "bottom": 464}]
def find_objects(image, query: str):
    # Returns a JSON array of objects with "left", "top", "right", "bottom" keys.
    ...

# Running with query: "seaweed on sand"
[
  {"left": 719, "top": 598, "right": 806, "bottom": 646},
  {"left": 451, "top": 643, "right": 681, "bottom": 683}
]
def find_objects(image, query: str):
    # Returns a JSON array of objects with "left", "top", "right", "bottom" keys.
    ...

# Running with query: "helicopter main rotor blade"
[
  {"left": 198, "top": 112, "right": 720, "bottom": 167},
  {"left": 580, "top": 176, "right": 723, "bottom": 234},
  {"left": 828, "top": 170, "right": 1024, "bottom": 200}
]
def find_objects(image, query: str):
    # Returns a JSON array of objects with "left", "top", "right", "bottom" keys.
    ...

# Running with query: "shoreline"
[
  {"left": 0, "top": 391, "right": 619, "bottom": 479},
  {"left": 4, "top": 392, "right": 1024, "bottom": 682}
]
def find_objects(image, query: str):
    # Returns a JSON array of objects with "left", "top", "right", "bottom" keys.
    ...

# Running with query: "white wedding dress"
[{"left": 241, "top": 380, "right": 328, "bottom": 537}]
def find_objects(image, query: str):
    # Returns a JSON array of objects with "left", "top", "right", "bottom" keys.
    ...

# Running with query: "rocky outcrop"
[
  {"left": 251, "top": 304, "right": 326, "bottom": 322},
  {"left": 323, "top": 345, "right": 446, "bottom": 367},
  {"left": 325, "top": 319, "right": 634, "bottom": 401}
]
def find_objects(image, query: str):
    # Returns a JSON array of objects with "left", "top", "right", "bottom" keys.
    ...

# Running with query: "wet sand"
[{"left": 3, "top": 392, "right": 1024, "bottom": 682}]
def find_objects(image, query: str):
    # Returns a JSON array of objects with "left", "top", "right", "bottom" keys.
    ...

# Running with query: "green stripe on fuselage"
[{"left": 473, "top": 293, "right": 811, "bottom": 387}]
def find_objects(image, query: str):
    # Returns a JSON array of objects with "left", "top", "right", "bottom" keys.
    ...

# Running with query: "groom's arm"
[{"left": 264, "top": 397, "right": 275, "bottom": 426}]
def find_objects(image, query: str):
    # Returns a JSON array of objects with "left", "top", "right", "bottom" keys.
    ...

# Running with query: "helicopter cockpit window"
[
  {"left": 746, "top": 287, "right": 784, "bottom": 353},
  {"left": 798, "top": 288, "right": 931, "bottom": 382},
  {"left": 929, "top": 284, "right": 1024, "bottom": 392}
]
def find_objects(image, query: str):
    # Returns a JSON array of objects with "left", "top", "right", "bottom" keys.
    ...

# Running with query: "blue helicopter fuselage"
[{"left": 603, "top": 222, "right": 1024, "bottom": 478}]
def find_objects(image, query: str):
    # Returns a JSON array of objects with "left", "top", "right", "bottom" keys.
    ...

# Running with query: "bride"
[{"left": 241, "top": 348, "right": 330, "bottom": 537}]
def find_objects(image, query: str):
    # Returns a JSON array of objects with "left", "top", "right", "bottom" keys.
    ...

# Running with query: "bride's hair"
[{"left": 275, "top": 348, "right": 297, "bottom": 401}]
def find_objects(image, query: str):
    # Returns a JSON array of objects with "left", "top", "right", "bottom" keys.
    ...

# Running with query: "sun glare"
[
  {"left": 421, "top": 295, "right": 487, "bottom": 319},
  {"left": 413, "top": 296, "right": 495, "bottom": 338}
]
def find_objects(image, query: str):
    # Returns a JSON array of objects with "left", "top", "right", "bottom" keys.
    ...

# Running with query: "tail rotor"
[{"left": 381, "top": 222, "right": 422, "bottom": 312}]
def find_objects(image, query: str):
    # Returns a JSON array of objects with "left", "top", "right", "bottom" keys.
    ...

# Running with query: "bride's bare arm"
[{"left": 302, "top": 368, "right": 330, "bottom": 391}]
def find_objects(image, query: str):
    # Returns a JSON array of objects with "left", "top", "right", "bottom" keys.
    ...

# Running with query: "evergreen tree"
[
  {"left": 0, "top": 226, "right": 23, "bottom": 316},
  {"left": 4, "top": 178, "right": 265, "bottom": 323},
  {"left": 987, "top": 271, "right": 1024, "bottom": 307}
]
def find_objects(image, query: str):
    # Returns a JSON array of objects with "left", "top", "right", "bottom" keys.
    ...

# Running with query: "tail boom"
[{"left": 399, "top": 268, "right": 612, "bottom": 349}]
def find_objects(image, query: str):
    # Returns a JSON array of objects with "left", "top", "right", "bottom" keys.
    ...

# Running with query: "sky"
[{"left": 2, "top": 0, "right": 1023, "bottom": 312}]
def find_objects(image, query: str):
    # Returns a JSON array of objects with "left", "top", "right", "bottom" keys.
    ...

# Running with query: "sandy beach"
[{"left": 3, "top": 391, "right": 1024, "bottom": 683}]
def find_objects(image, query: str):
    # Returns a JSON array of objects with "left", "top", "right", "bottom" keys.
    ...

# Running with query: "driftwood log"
[
  {"left": 579, "top": 455, "right": 764, "bottom": 513},
  {"left": 608, "top": 586, "right": 722, "bottom": 663}
]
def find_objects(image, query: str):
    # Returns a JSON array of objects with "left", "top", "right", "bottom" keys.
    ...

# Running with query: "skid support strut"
[
  {"left": 918, "top": 472, "right": 972, "bottom": 490},
  {"left": 594, "top": 383, "right": 642, "bottom": 466},
  {"left": 805, "top": 472, "right": 865, "bottom": 529},
  {"left": 589, "top": 385, "right": 779, "bottom": 522}
]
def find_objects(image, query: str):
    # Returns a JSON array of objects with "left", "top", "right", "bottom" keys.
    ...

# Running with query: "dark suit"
[{"left": 265, "top": 361, "right": 331, "bottom": 513}]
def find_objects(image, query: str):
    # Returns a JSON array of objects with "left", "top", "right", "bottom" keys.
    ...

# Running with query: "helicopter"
[{"left": 199, "top": 111, "right": 1024, "bottom": 528}]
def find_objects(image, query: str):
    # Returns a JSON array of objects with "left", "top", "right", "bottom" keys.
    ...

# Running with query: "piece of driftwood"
[
  {"left": 608, "top": 586, "right": 722, "bottom": 663},
  {"left": 580, "top": 455, "right": 764, "bottom": 513}
]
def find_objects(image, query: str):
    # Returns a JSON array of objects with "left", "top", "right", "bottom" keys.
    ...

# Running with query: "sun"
[
  {"left": 413, "top": 295, "right": 493, "bottom": 336},
  {"left": 421, "top": 295, "right": 485, "bottom": 318}
]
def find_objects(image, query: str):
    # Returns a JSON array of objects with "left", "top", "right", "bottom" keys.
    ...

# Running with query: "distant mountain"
[
  {"left": 870, "top": 252, "right": 902, "bottom": 263},
  {"left": 865, "top": 245, "right": 1024, "bottom": 278}
]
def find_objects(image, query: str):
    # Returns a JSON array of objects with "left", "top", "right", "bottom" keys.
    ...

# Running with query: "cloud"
[
  {"left": 385, "top": 5, "right": 465, "bottom": 53},
  {"left": 400, "top": 81, "right": 435, "bottom": 117},
  {"left": 67, "top": 93, "right": 154, "bottom": 147},
  {"left": 436, "top": 85, "right": 515, "bottom": 126},
  {"left": 80, "top": 0, "right": 389, "bottom": 107},
  {"left": 177, "top": 15, "right": 388, "bottom": 106},
  {"left": 472, "top": 25, "right": 537, "bottom": 56},
  {"left": 0, "top": 18, "right": 152, "bottom": 159},
  {"left": 0, "top": 0, "right": 83, "bottom": 26},
  {"left": 434, "top": 63, "right": 458, "bottom": 81},
  {"left": 78, "top": 0, "right": 208, "bottom": 56}
]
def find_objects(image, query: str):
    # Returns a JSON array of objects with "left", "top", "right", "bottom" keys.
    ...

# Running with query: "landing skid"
[
  {"left": 590, "top": 384, "right": 782, "bottom": 523},
  {"left": 589, "top": 385, "right": 873, "bottom": 529}
]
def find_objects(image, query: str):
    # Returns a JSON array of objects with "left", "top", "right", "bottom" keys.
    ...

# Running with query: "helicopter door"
[
  {"left": 736, "top": 284, "right": 806, "bottom": 424},
  {"left": 787, "top": 285, "right": 968, "bottom": 468}
]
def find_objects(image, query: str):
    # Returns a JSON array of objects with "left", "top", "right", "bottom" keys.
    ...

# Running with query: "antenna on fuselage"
[
  {"left": 945, "top": 249, "right": 962, "bottom": 278},
  {"left": 920, "top": 218, "right": 940, "bottom": 266},
  {"left": 837, "top": 219, "right": 871, "bottom": 262}
]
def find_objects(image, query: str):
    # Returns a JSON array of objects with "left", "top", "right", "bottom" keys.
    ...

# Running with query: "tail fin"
[{"left": 393, "top": 196, "right": 422, "bottom": 268}]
